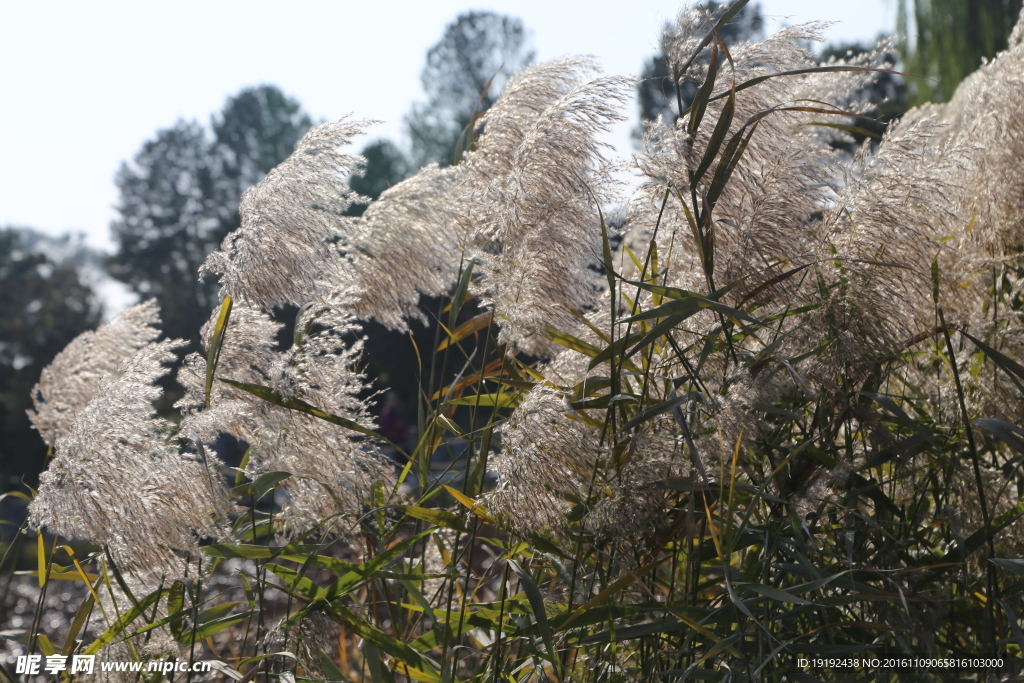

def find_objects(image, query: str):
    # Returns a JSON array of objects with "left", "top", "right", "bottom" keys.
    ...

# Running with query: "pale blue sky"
[{"left": 0, "top": 0, "right": 897, "bottom": 252}]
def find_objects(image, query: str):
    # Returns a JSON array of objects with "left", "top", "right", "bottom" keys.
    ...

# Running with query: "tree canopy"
[
  {"left": 0, "top": 228, "right": 101, "bottom": 491},
  {"left": 109, "top": 86, "right": 311, "bottom": 346},
  {"left": 406, "top": 11, "right": 534, "bottom": 168}
]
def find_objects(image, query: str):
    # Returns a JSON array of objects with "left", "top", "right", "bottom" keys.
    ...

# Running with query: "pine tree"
[
  {"left": 406, "top": 11, "right": 534, "bottom": 168},
  {"left": 110, "top": 86, "right": 311, "bottom": 345}
]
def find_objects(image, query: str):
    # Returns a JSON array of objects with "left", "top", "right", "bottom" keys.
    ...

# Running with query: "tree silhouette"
[
  {"left": 110, "top": 86, "right": 311, "bottom": 346},
  {"left": 0, "top": 228, "right": 101, "bottom": 493},
  {"left": 406, "top": 11, "right": 534, "bottom": 168}
]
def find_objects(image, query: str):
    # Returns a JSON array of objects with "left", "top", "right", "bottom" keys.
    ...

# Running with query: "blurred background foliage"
[
  {"left": 899, "top": 0, "right": 1024, "bottom": 104},
  {"left": 0, "top": 0, "right": 1010, "bottom": 497},
  {"left": 0, "top": 230, "right": 101, "bottom": 499},
  {"left": 108, "top": 86, "right": 313, "bottom": 349}
]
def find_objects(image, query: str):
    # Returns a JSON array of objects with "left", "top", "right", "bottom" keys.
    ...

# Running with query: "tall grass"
[{"left": 6, "top": 2, "right": 1024, "bottom": 681}]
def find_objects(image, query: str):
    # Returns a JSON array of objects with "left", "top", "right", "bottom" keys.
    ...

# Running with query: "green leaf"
[
  {"left": 219, "top": 377, "right": 403, "bottom": 451},
  {"left": 617, "top": 394, "right": 690, "bottom": 434},
  {"left": 598, "top": 202, "right": 616, "bottom": 309},
  {"left": 320, "top": 653, "right": 356, "bottom": 683},
  {"left": 36, "top": 533, "right": 46, "bottom": 588},
  {"left": 959, "top": 501, "right": 1024, "bottom": 557},
  {"left": 291, "top": 555, "right": 359, "bottom": 579},
  {"left": 703, "top": 65, "right": 904, "bottom": 107},
  {"left": 266, "top": 563, "right": 327, "bottom": 602},
  {"left": 324, "top": 602, "right": 440, "bottom": 681},
  {"left": 619, "top": 292, "right": 759, "bottom": 327},
  {"left": 618, "top": 276, "right": 739, "bottom": 303},
  {"left": 990, "top": 558, "right": 1024, "bottom": 579},
  {"left": 253, "top": 471, "right": 292, "bottom": 497},
  {"left": 373, "top": 479, "right": 386, "bottom": 534},
  {"left": 508, "top": 560, "right": 561, "bottom": 678},
  {"left": 190, "top": 611, "right": 252, "bottom": 644},
  {"left": 972, "top": 418, "right": 1024, "bottom": 456},
  {"left": 805, "top": 120, "right": 883, "bottom": 140},
  {"left": 494, "top": 378, "right": 538, "bottom": 391},
  {"left": 233, "top": 445, "right": 252, "bottom": 487},
  {"left": 438, "top": 311, "right": 490, "bottom": 351},
  {"left": 687, "top": 41, "right": 720, "bottom": 136},
  {"left": 198, "top": 601, "right": 243, "bottom": 622},
  {"left": 569, "top": 376, "right": 612, "bottom": 401},
  {"left": 997, "top": 598, "right": 1024, "bottom": 657},
  {"left": 859, "top": 431, "right": 932, "bottom": 471},
  {"left": 205, "top": 295, "right": 233, "bottom": 408},
  {"left": 691, "top": 85, "right": 736, "bottom": 186},
  {"left": 737, "top": 582, "right": 812, "bottom": 605},
  {"left": 959, "top": 330, "right": 1024, "bottom": 394},
  {"left": 36, "top": 634, "right": 55, "bottom": 657},
  {"left": 674, "top": 0, "right": 751, "bottom": 77},
  {"left": 400, "top": 506, "right": 468, "bottom": 533},
  {"left": 707, "top": 119, "right": 758, "bottom": 210},
  {"left": 201, "top": 543, "right": 328, "bottom": 559},
  {"left": 445, "top": 392, "right": 521, "bottom": 408},
  {"left": 167, "top": 580, "right": 186, "bottom": 641},
  {"left": 588, "top": 331, "right": 645, "bottom": 371},
  {"left": 736, "top": 263, "right": 814, "bottom": 308},
  {"left": 61, "top": 584, "right": 96, "bottom": 656},
  {"left": 547, "top": 329, "right": 602, "bottom": 357},
  {"left": 238, "top": 651, "right": 298, "bottom": 667},
  {"left": 859, "top": 392, "right": 927, "bottom": 435},
  {"left": 83, "top": 586, "right": 166, "bottom": 655},
  {"left": 559, "top": 562, "right": 660, "bottom": 631},
  {"left": 577, "top": 617, "right": 694, "bottom": 644},
  {"left": 447, "top": 260, "right": 475, "bottom": 330},
  {"left": 287, "top": 529, "right": 435, "bottom": 605}
]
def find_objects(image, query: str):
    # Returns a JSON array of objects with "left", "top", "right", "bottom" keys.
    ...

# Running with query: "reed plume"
[
  {"left": 341, "top": 164, "right": 461, "bottom": 329},
  {"left": 28, "top": 300, "right": 161, "bottom": 447},
  {"left": 30, "top": 337, "right": 228, "bottom": 581},
  {"left": 456, "top": 58, "right": 631, "bottom": 355},
  {"left": 201, "top": 118, "right": 372, "bottom": 309},
  {"left": 178, "top": 295, "right": 394, "bottom": 537}
]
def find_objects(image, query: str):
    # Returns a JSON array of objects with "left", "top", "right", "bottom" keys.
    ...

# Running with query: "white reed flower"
[
  {"left": 28, "top": 300, "right": 161, "bottom": 447},
  {"left": 488, "top": 381, "right": 602, "bottom": 535},
  {"left": 202, "top": 118, "right": 372, "bottom": 309},
  {"left": 179, "top": 293, "right": 395, "bottom": 536},
  {"left": 340, "top": 164, "right": 462, "bottom": 330},
  {"left": 250, "top": 294, "right": 396, "bottom": 535},
  {"left": 639, "top": 21, "right": 842, "bottom": 276},
  {"left": 177, "top": 301, "right": 283, "bottom": 444},
  {"left": 30, "top": 338, "right": 228, "bottom": 581},
  {"left": 813, "top": 116, "right": 974, "bottom": 378},
  {"left": 456, "top": 58, "right": 632, "bottom": 355}
]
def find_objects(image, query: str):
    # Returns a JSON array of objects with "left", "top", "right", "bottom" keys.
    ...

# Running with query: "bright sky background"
[{"left": 0, "top": 0, "right": 897, "bottom": 253}]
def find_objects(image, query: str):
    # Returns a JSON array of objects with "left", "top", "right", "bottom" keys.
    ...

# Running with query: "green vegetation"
[{"left": 900, "top": 0, "right": 1024, "bottom": 103}]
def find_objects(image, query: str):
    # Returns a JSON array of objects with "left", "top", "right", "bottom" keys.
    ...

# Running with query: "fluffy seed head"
[
  {"left": 456, "top": 58, "right": 632, "bottom": 355},
  {"left": 202, "top": 118, "right": 373, "bottom": 309},
  {"left": 28, "top": 300, "right": 162, "bottom": 447},
  {"left": 30, "top": 338, "right": 228, "bottom": 581}
]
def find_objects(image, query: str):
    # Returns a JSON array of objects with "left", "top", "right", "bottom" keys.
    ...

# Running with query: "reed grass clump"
[{"left": 8, "top": 2, "right": 1024, "bottom": 681}]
